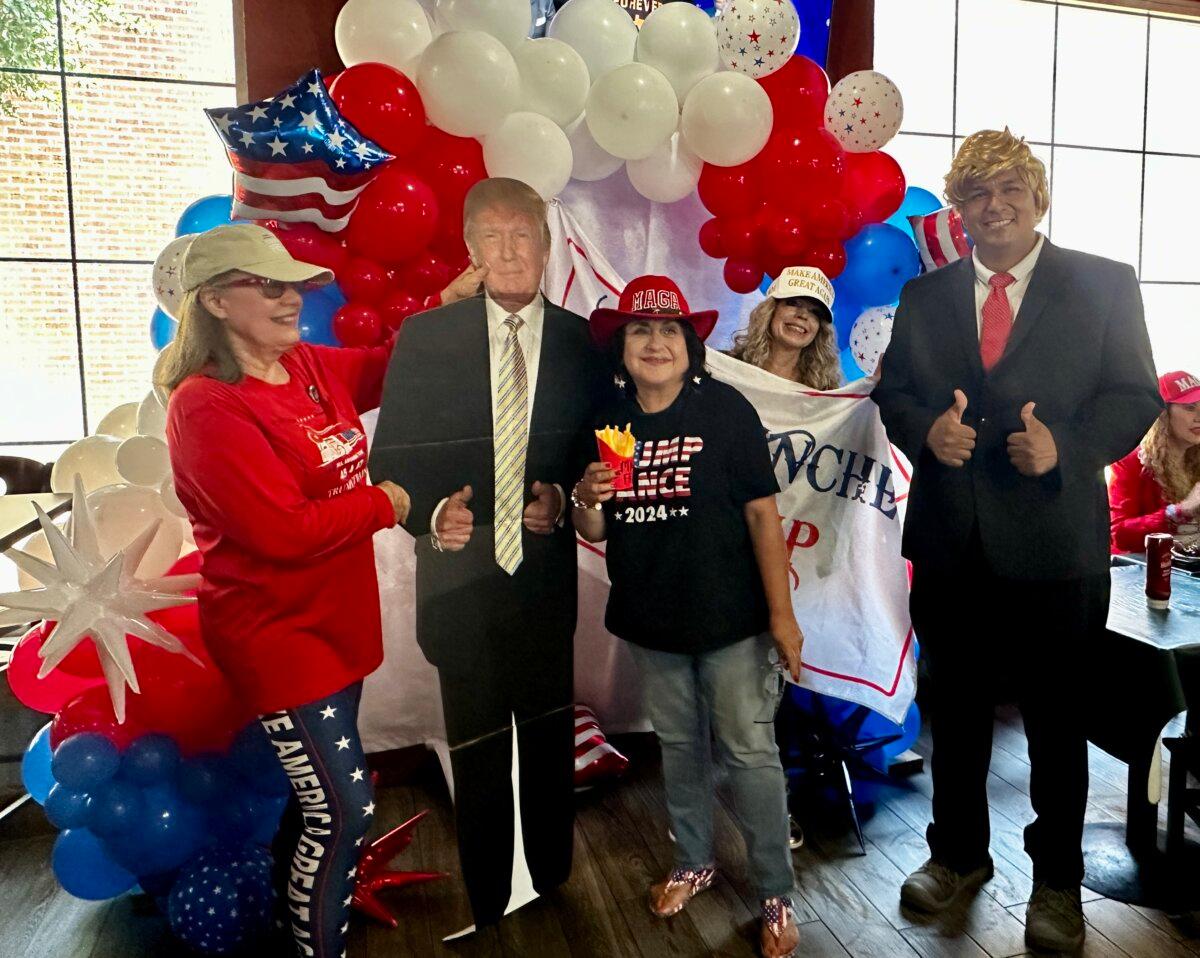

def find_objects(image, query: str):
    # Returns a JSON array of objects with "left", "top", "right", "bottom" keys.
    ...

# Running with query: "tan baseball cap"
[
  {"left": 180, "top": 224, "right": 334, "bottom": 292},
  {"left": 764, "top": 265, "right": 835, "bottom": 323}
]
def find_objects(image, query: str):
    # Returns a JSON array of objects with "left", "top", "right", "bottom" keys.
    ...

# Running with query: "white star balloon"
[{"left": 0, "top": 476, "right": 202, "bottom": 722}]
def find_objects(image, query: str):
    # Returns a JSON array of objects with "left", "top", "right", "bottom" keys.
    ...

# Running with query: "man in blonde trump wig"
[{"left": 873, "top": 129, "right": 1160, "bottom": 953}]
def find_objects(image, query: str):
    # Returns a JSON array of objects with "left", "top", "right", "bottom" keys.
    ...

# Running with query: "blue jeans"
[{"left": 628, "top": 634, "right": 795, "bottom": 901}]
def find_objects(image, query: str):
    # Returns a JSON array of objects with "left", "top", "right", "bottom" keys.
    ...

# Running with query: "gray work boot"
[
  {"left": 1025, "top": 882, "right": 1085, "bottom": 953},
  {"left": 900, "top": 858, "right": 994, "bottom": 913}
]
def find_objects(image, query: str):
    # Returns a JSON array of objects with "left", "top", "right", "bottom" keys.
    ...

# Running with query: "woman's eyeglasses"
[{"left": 214, "top": 277, "right": 324, "bottom": 299}]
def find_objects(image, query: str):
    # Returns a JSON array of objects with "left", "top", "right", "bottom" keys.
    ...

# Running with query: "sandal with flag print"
[
  {"left": 760, "top": 895, "right": 800, "bottom": 958},
  {"left": 648, "top": 866, "right": 717, "bottom": 918}
]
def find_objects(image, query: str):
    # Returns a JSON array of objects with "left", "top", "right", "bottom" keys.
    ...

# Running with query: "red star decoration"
[
  {"left": 352, "top": 806, "right": 447, "bottom": 927},
  {"left": 747, "top": 30, "right": 761, "bottom": 43},
  {"left": 781, "top": 35, "right": 788, "bottom": 44},
  {"left": 767, "top": 49, "right": 775, "bottom": 56},
  {"left": 853, "top": 97, "right": 864, "bottom": 107},
  {"left": 874, "top": 112, "right": 881, "bottom": 118},
  {"left": 860, "top": 117, "right": 868, "bottom": 124}
]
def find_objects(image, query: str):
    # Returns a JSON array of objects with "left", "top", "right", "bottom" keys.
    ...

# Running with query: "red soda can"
[{"left": 1145, "top": 532, "right": 1173, "bottom": 610}]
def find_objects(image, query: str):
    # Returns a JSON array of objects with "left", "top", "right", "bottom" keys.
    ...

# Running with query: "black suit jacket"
[
  {"left": 368, "top": 295, "right": 605, "bottom": 666},
  {"left": 873, "top": 240, "right": 1161, "bottom": 581}
]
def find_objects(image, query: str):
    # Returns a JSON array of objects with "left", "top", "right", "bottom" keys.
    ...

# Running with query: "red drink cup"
[
  {"left": 596, "top": 433, "right": 634, "bottom": 491},
  {"left": 1145, "top": 532, "right": 1173, "bottom": 610}
]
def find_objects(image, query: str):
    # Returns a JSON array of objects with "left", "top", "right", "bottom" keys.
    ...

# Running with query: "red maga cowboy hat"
[{"left": 590, "top": 275, "right": 719, "bottom": 347}]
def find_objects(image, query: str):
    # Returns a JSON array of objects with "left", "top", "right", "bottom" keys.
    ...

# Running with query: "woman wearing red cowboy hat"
[
  {"left": 1109, "top": 369, "right": 1200, "bottom": 553},
  {"left": 573, "top": 275, "right": 804, "bottom": 958}
]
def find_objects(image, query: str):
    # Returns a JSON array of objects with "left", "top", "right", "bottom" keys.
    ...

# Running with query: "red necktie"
[{"left": 980, "top": 272, "right": 1016, "bottom": 371}]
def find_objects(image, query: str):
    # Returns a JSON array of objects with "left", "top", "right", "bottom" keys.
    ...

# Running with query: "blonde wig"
[
  {"left": 944, "top": 128, "right": 1050, "bottom": 220},
  {"left": 1141, "top": 411, "right": 1200, "bottom": 504},
  {"left": 728, "top": 297, "right": 841, "bottom": 390},
  {"left": 156, "top": 283, "right": 243, "bottom": 394}
]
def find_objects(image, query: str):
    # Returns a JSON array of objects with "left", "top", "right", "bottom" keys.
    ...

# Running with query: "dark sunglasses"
[{"left": 214, "top": 276, "right": 324, "bottom": 299}]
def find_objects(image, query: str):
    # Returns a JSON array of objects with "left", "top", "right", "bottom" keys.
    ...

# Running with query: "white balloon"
[
  {"left": 50, "top": 435, "right": 123, "bottom": 494},
  {"left": 152, "top": 234, "right": 196, "bottom": 322},
  {"left": 116, "top": 435, "right": 171, "bottom": 487},
  {"left": 585, "top": 63, "right": 679, "bottom": 161},
  {"left": 635, "top": 3, "right": 719, "bottom": 106},
  {"left": 87, "top": 484, "right": 184, "bottom": 579},
  {"left": 137, "top": 390, "right": 167, "bottom": 440},
  {"left": 850, "top": 305, "right": 897, "bottom": 376},
  {"left": 546, "top": 0, "right": 638, "bottom": 82},
  {"left": 515, "top": 38, "right": 590, "bottom": 128},
  {"left": 435, "top": 0, "right": 530, "bottom": 50},
  {"left": 335, "top": 0, "right": 433, "bottom": 74},
  {"left": 626, "top": 133, "right": 703, "bottom": 204},
  {"left": 566, "top": 115, "right": 625, "bottom": 181},
  {"left": 95, "top": 402, "right": 140, "bottom": 439},
  {"left": 825, "top": 70, "right": 905, "bottom": 153},
  {"left": 14, "top": 526, "right": 61, "bottom": 590},
  {"left": 681, "top": 71, "right": 773, "bottom": 167},
  {"left": 151, "top": 345, "right": 173, "bottom": 409},
  {"left": 715, "top": 0, "right": 800, "bottom": 80},
  {"left": 417, "top": 30, "right": 520, "bottom": 137},
  {"left": 160, "top": 475, "right": 189, "bottom": 520},
  {"left": 483, "top": 112, "right": 574, "bottom": 200}
]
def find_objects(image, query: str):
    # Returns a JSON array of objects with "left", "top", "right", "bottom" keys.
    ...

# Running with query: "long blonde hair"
[
  {"left": 155, "top": 283, "right": 243, "bottom": 394},
  {"left": 728, "top": 298, "right": 841, "bottom": 390},
  {"left": 1141, "top": 411, "right": 1200, "bottom": 503}
]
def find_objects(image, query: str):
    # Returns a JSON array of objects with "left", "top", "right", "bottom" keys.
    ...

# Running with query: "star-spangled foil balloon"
[
  {"left": 0, "top": 475, "right": 202, "bottom": 723},
  {"left": 204, "top": 68, "right": 393, "bottom": 233}
]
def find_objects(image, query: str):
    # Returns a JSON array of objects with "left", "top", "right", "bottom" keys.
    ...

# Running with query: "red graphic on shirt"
[
  {"left": 304, "top": 422, "right": 368, "bottom": 497},
  {"left": 615, "top": 436, "right": 703, "bottom": 502}
]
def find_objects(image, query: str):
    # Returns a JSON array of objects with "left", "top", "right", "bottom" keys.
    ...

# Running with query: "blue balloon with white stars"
[{"left": 168, "top": 844, "right": 275, "bottom": 956}]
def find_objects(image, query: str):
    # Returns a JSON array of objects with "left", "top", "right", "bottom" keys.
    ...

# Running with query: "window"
[
  {"left": 0, "top": 0, "right": 235, "bottom": 458},
  {"left": 876, "top": 0, "right": 1200, "bottom": 372}
]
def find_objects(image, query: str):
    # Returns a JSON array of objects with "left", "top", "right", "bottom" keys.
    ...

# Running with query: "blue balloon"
[
  {"left": 830, "top": 282, "right": 862, "bottom": 349},
  {"left": 45, "top": 783, "right": 92, "bottom": 829},
  {"left": 149, "top": 308, "right": 177, "bottom": 351},
  {"left": 251, "top": 794, "right": 289, "bottom": 847},
  {"left": 21, "top": 723, "right": 54, "bottom": 804},
  {"left": 839, "top": 224, "right": 923, "bottom": 308},
  {"left": 840, "top": 346, "right": 866, "bottom": 383},
  {"left": 209, "top": 791, "right": 263, "bottom": 844},
  {"left": 175, "top": 194, "right": 236, "bottom": 236},
  {"left": 111, "top": 784, "right": 205, "bottom": 876},
  {"left": 298, "top": 282, "right": 345, "bottom": 346},
  {"left": 881, "top": 701, "right": 922, "bottom": 762},
  {"left": 169, "top": 844, "right": 275, "bottom": 955},
  {"left": 177, "top": 754, "right": 234, "bottom": 805},
  {"left": 121, "top": 734, "right": 181, "bottom": 786},
  {"left": 885, "top": 187, "right": 943, "bottom": 240},
  {"left": 228, "top": 723, "right": 289, "bottom": 796},
  {"left": 52, "top": 733, "right": 120, "bottom": 791},
  {"left": 52, "top": 829, "right": 138, "bottom": 900},
  {"left": 87, "top": 778, "right": 145, "bottom": 837}
]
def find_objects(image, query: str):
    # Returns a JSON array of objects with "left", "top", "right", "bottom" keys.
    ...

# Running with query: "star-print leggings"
[{"left": 260, "top": 682, "right": 374, "bottom": 958}]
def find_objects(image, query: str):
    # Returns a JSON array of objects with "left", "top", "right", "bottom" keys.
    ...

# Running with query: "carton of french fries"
[{"left": 595, "top": 423, "right": 636, "bottom": 491}]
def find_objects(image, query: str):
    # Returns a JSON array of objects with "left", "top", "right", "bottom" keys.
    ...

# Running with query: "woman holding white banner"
[
  {"left": 571, "top": 274, "right": 803, "bottom": 958},
  {"left": 728, "top": 265, "right": 841, "bottom": 388}
]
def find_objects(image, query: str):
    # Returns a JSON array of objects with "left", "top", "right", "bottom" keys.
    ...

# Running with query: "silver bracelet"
[{"left": 571, "top": 482, "right": 602, "bottom": 511}]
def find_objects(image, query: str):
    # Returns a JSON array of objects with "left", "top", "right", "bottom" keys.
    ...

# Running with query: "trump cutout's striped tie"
[{"left": 494, "top": 314, "right": 528, "bottom": 574}]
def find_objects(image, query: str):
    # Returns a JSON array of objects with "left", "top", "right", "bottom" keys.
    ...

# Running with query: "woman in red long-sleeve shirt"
[
  {"left": 1109, "top": 369, "right": 1200, "bottom": 553},
  {"left": 160, "top": 224, "right": 426, "bottom": 958}
]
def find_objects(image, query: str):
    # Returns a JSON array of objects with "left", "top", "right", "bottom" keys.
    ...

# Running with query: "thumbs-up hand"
[
  {"left": 435, "top": 484, "right": 475, "bottom": 551},
  {"left": 523, "top": 480, "right": 561, "bottom": 536},
  {"left": 926, "top": 389, "right": 977, "bottom": 467},
  {"left": 1007, "top": 402, "right": 1059, "bottom": 476}
]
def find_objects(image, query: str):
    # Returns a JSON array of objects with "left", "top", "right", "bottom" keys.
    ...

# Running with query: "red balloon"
[
  {"left": 757, "top": 55, "right": 830, "bottom": 129},
  {"left": 697, "top": 163, "right": 761, "bottom": 218},
  {"left": 801, "top": 239, "right": 847, "bottom": 279},
  {"left": 346, "top": 167, "right": 439, "bottom": 264},
  {"left": 763, "top": 211, "right": 810, "bottom": 259},
  {"left": 333, "top": 303, "right": 384, "bottom": 347},
  {"left": 698, "top": 218, "right": 727, "bottom": 259},
  {"left": 5, "top": 623, "right": 105, "bottom": 714},
  {"left": 379, "top": 291, "right": 423, "bottom": 331},
  {"left": 327, "top": 62, "right": 427, "bottom": 158},
  {"left": 758, "top": 127, "right": 845, "bottom": 204},
  {"left": 412, "top": 129, "right": 486, "bottom": 211},
  {"left": 761, "top": 251, "right": 792, "bottom": 280},
  {"left": 842, "top": 151, "right": 907, "bottom": 224},
  {"left": 397, "top": 252, "right": 452, "bottom": 298},
  {"left": 264, "top": 222, "right": 349, "bottom": 273},
  {"left": 167, "top": 551, "right": 203, "bottom": 577},
  {"left": 718, "top": 213, "right": 762, "bottom": 260},
  {"left": 51, "top": 686, "right": 144, "bottom": 750},
  {"left": 339, "top": 257, "right": 392, "bottom": 305},
  {"left": 807, "top": 197, "right": 854, "bottom": 241},
  {"left": 724, "top": 258, "right": 764, "bottom": 294},
  {"left": 431, "top": 228, "right": 468, "bottom": 266}
]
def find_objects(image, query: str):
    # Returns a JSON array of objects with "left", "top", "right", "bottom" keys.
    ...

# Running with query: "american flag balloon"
[
  {"left": 909, "top": 205, "right": 973, "bottom": 271},
  {"left": 574, "top": 704, "right": 629, "bottom": 790},
  {"left": 714, "top": 0, "right": 800, "bottom": 80},
  {"left": 204, "top": 69, "right": 393, "bottom": 233}
]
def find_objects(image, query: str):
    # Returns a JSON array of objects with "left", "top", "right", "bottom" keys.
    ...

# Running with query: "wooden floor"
[{"left": 1, "top": 705, "right": 1198, "bottom": 958}]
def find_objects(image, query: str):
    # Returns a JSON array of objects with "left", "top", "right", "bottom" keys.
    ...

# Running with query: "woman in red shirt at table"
[
  {"left": 1109, "top": 369, "right": 1200, "bottom": 554},
  {"left": 160, "top": 224, "right": 478, "bottom": 958}
]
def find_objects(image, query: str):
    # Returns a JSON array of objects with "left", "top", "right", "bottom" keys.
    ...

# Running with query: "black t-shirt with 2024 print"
[{"left": 594, "top": 377, "right": 780, "bottom": 655}]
